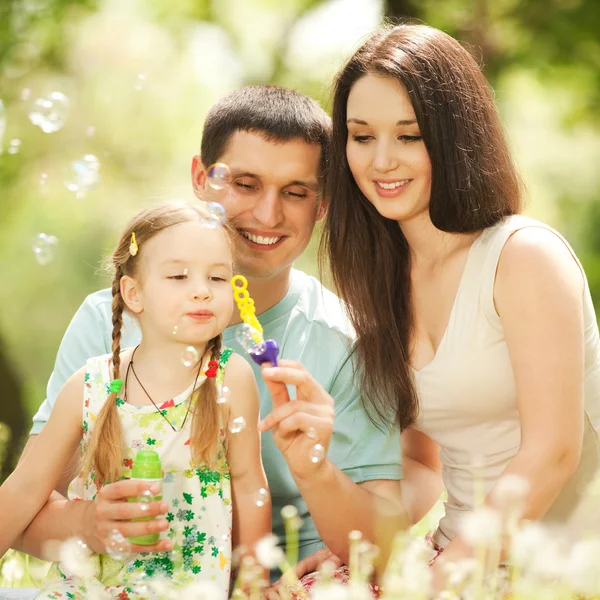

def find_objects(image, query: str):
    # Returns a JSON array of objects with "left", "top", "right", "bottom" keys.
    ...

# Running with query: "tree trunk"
[
  {"left": 385, "top": 0, "right": 422, "bottom": 19},
  {"left": 0, "top": 338, "right": 27, "bottom": 482}
]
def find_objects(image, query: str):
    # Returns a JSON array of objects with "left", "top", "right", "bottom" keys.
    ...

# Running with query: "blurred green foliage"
[{"left": 0, "top": 0, "right": 599, "bottom": 478}]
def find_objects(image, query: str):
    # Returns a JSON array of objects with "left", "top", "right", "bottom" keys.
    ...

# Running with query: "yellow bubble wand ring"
[{"left": 231, "top": 275, "right": 280, "bottom": 366}]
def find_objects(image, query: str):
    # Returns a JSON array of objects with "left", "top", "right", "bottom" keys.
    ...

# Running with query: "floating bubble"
[
  {"left": 254, "top": 488, "right": 269, "bottom": 507},
  {"left": 229, "top": 416, "right": 246, "bottom": 434},
  {"left": 235, "top": 323, "right": 259, "bottom": 352},
  {"left": 138, "top": 489, "right": 153, "bottom": 512},
  {"left": 204, "top": 201, "right": 226, "bottom": 228},
  {"left": 39, "top": 173, "right": 48, "bottom": 186},
  {"left": 8, "top": 139, "right": 21, "bottom": 155},
  {"left": 86, "top": 125, "right": 96, "bottom": 138},
  {"left": 309, "top": 443, "right": 325, "bottom": 464},
  {"left": 181, "top": 346, "right": 200, "bottom": 368},
  {"left": 32, "top": 233, "right": 58, "bottom": 265},
  {"left": 105, "top": 529, "right": 133, "bottom": 562},
  {"left": 207, "top": 163, "right": 231, "bottom": 190},
  {"left": 134, "top": 74, "right": 146, "bottom": 92},
  {"left": 306, "top": 427, "right": 318, "bottom": 440},
  {"left": 64, "top": 154, "right": 101, "bottom": 196},
  {"left": 28, "top": 92, "right": 69, "bottom": 133},
  {"left": 172, "top": 325, "right": 179, "bottom": 336},
  {"left": 217, "top": 385, "right": 230, "bottom": 405},
  {"left": 20, "top": 88, "right": 31, "bottom": 101}
]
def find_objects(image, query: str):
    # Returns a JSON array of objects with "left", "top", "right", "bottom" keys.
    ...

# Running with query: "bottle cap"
[{"left": 131, "top": 450, "right": 162, "bottom": 480}]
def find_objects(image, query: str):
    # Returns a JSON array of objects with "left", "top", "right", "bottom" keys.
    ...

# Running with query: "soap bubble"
[
  {"left": 235, "top": 323, "right": 259, "bottom": 352},
  {"left": 254, "top": 488, "right": 269, "bottom": 507},
  {"left": 8, "top": 139, "right": 21, "bottom": 155},
  {"left": 134, "top": 74, "right": 146, "bottom": 91},
  {"left": 32, "top": 233, "right": 58, "bottom": 265},
  {"left": 207, "top": 163, "right": 230, "bottom": 190},
  {"left": 181, "top": 346, "right": 200, "bottom": 368},
  {"left": 309, "top": 443, "right": 325, "bottom": 464},
  {"left": 105, "top": 529, "right": 133, "bottom": 562},
  {"left": 203, "top": 202, "right": 226, "bottom": 228},
  {"left": 28, "top": 91, "right": 69, "bottom": 133},
  {"left": 229, "top": 416, "right": 246, "bottom": 434},
  {"left": 217, "top": 385, "right": 230, "bottom": 405},
  {"left": 138, "top": 489, "right": 154, "bottom": 512},
  {"left": 20, "top": 88, "right": 31, "bottom": 101},
  {"left": 64, "top": 154, "right": 101, "bottom": 196},
  {"left": 306, "top": 427, "right": 318, "bottom": 440},
  {"left": 86, "top": 125, "right": 96, "bottom": 138}
]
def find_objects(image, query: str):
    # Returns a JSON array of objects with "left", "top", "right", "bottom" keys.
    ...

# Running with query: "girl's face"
[
  {"left": 346, "top": 74, "right": 432, "bottom": 225},
  {"left": 125, "top": 220, "right": 234, "bottom": 346}
]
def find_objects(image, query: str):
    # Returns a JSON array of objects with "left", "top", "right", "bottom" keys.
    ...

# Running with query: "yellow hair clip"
[{"left": 129, "top": 232, "right": 139, "bottom": 257}]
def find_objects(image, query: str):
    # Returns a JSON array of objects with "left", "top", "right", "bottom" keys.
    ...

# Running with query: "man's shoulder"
[
  {"left": 83, "top": 287, "right": 113, "bottom": 313},
  {"left": 290, "top": 270, "right": 355, "bottom": 342}
]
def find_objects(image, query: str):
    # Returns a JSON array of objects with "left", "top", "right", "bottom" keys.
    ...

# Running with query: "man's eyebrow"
[
  {"left": 288, "top": 180, "right": 319, "bottom": 192},
  {"left": 227, "top": 169, "right": 318, "bottom": 192},
  {"left": 347, "top": 118, "right": 418, "bottom": 126}
]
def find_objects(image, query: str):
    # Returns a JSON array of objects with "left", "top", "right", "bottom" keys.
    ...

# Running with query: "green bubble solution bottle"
[{"left": 127, "top": 450, "right": 163, "bottom": 545}]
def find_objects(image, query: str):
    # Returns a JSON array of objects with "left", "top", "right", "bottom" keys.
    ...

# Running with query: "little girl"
[{"left": 0, "top": 200, "right": 270, "bottom": 598}]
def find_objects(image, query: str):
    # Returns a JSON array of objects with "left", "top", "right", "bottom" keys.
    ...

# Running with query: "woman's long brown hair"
[
  {"left": 82, "top": 201, "right": 231, "bottom": 483},
  {"left": 321, "top": 24, "right": 522, "bottom": 431}
]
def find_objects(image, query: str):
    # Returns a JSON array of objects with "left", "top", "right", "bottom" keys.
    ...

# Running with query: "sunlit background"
[{"left": 1, "top": 0, "right": 599, "bottom": 484}]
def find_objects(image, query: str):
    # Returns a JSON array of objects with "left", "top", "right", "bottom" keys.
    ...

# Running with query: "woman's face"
[{"left": 346, "top": 74, "right": 432, "bottom": 224}]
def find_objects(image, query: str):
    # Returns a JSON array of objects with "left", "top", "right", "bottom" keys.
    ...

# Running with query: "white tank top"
[{"left": 412, "top": 215, "right": 600, "bottom": 547}]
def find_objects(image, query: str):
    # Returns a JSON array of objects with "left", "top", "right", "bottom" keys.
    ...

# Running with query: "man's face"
[{"left": 192, "top": 131, "right": 323, "bottom": 281}]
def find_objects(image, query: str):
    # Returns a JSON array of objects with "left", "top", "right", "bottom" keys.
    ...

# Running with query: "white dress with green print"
[{"left": 36, "top": 348, "right": 234, "bottom": 600}]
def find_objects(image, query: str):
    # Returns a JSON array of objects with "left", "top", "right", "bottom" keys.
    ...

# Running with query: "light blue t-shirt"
[{"left": 32, "top": 269, "right": 402, "bottom": 560}]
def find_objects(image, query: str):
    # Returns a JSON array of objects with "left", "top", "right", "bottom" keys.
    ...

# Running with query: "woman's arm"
[
  {"left": 225, "top": 353, "right": 272, "bottom": 555},
  {"left": 400, "top": 427, "right": 444, "bottom": 525},
  {"left": 441, "top": 226, "right": 586, "bottom": 565},
  {"left": 0, "top": 367, "right": 85, "bottom": 556}
]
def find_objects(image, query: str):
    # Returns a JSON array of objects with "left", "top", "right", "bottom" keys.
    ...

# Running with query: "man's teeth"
[
  {"left": 241, "top": 231, "right": 282, "bottom": 245},
  {"left": 376, "top": 180, "right": 410, "bottom": 189}
]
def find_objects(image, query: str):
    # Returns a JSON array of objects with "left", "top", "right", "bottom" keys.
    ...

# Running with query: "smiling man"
[{"left": 13, "top": 86, "right": 403, "bottom": 578}]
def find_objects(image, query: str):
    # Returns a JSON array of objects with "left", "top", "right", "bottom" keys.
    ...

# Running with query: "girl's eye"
[
  {"left": 168, "top": 274, "right": 187, "bottom": 280},
  {"left": 209, "top": 276, "right": 227, "bottom": 282}
]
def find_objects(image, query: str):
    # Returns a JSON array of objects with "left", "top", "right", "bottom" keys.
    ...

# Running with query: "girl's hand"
[
  {"left": 83, "top": 479, "right": 172, "bottom": 554},
  {"left": 260, "top": 360, "right": 335, "bottom": 481}
]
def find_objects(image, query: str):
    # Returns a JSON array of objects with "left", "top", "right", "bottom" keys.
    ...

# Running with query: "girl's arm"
[
  {"left": 0, "top": 366, "right": 85, "bottom": 556},
  {"left": 440, "top": 226, "right": 586, "bottom": 566},
  {"left": 225, "top": 353, "right": 271, "bottom": 556}
]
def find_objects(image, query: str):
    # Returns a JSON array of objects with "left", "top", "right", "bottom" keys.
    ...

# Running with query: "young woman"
[{"left": 322, "top": 22, "right": 600, "bottom": 571}]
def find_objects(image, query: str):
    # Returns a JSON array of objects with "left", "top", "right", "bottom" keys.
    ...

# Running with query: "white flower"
[
  {"left": 1, "top": 557, "right": 24, "bottom": 583},
  {"left": 443, "top": 558, "right": 477, "bottom": 588},
  {"left": 509, "top": 522, "right": 552, "bottom": 570},
  {"left": 255, "top": 534, "right": 285, "bottom": 569},
  {"left": 181, "top": 580, "right": 226, "bottom": 600},
  {"left": 567, "top": 539, "right": 600, "bottom": 595},
  {"left": 59, "top": 537, "right": 96, "bottom": 578},
  {"left": 459, "top": 507, "right": 503, "bottom": 547},
  {"left": 311, "top": 581, "right": 354, "bottom": 600},
  {"left": 281, "top": 504, "right": 298, "bottom": 520},
  {"left": 492, "top": 474, "right": 530, "bottom": 521}
]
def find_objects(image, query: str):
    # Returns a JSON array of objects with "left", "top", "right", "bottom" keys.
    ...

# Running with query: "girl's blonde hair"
[{"left": 82, "top": 200, "right": 231, "bottom": 484}]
